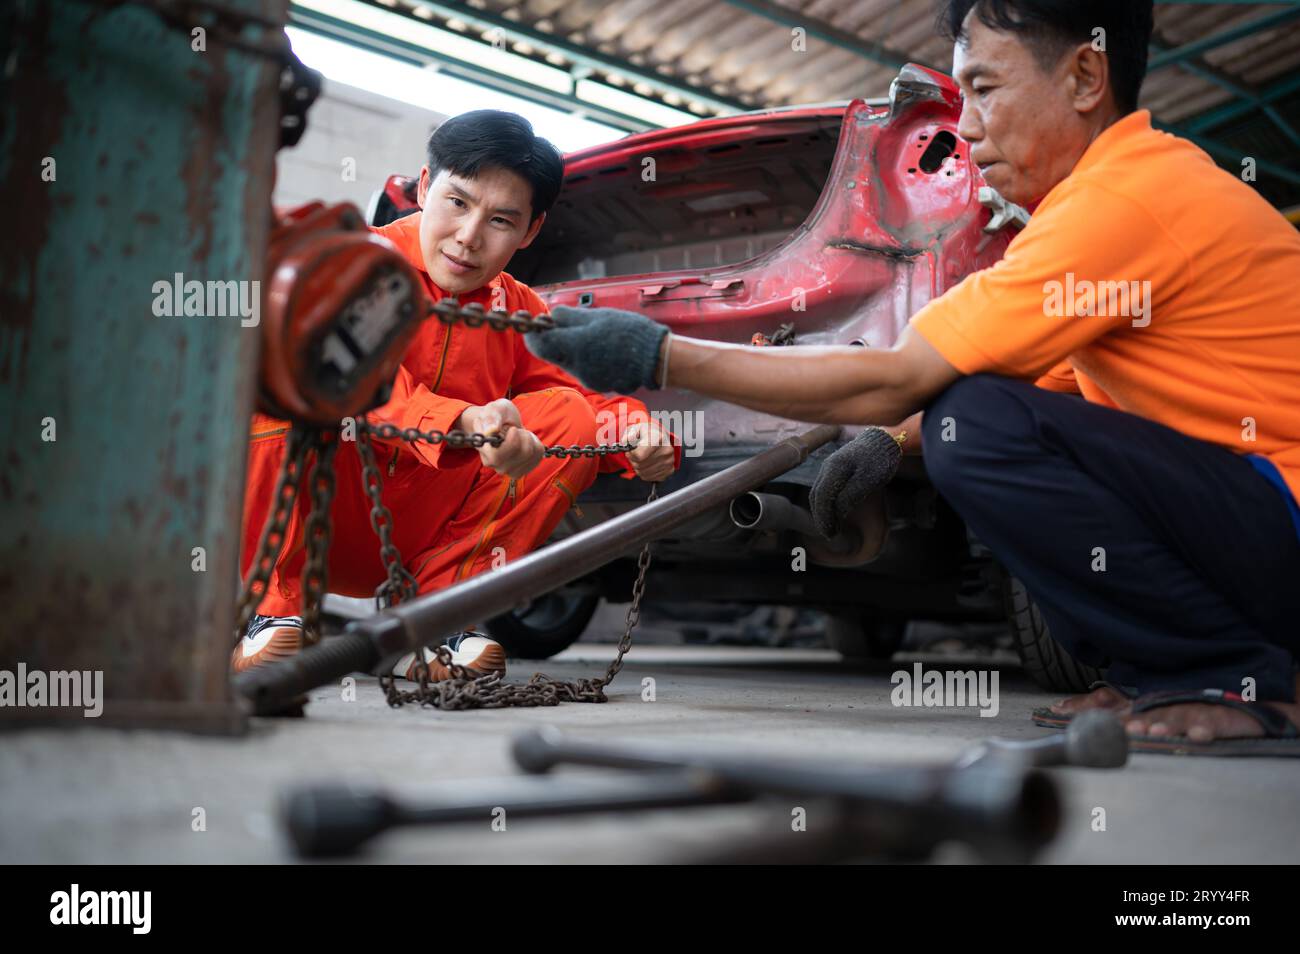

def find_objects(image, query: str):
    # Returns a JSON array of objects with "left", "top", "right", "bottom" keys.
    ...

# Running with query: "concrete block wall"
[{"left": 274, "top": 79, "right": 446, "bottom": 213}]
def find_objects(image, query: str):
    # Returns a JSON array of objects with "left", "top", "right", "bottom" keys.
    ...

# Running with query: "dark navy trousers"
[{"left": 922, "top": 374, "right": 1300, "bottom": 702}]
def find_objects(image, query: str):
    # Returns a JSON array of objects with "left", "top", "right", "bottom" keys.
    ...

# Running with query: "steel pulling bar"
[{"left": 233, "top": 424, "right": 842, "bottom": 713}]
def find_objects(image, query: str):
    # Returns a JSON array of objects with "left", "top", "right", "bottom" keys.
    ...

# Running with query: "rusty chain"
[
  {"left": 356, "top": 427, "right": 419, "bottom": 611},
  {"left": 299, "top": 434, "right": 338, "bottom": 644},
  {"left": 430, "top": 298, "right": 555, "bottom": 334},
  {"left": 378, "top": 482, "right": 659, "bottom": 710},
  {"left": 358, "top": 421, "right": 637, "bottom": 461},
  {"left": 234, "top": 424, "right": 314, "bottom": 646},
  {"left": 234, "top": 295, "right": 666, "bottom": 707}
]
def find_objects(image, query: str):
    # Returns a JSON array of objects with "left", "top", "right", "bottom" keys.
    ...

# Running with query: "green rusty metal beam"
[
  {"left": 1150, "top": 37, "right": 1300, "bottom": 150},
  {"left": 1148, "top": 8, "right": 1300, "bottom": 162},
  {"left": 0, "top": 0, "right": 287, "bottom": 731},
  {"left": 721, "top": 0, "right": 924, "bottom": 73},
  {"left": 1145, "top": 30, "right": 1300, "bottom": 187},
  {"left": 1148, "top": 6, "right": 1300, "bottom": 72},
  {"left": 1156, "top": 120, "right": 1300, "bottom": 186},
  {"left": 1180, "top": 63, "right": 1300, "bottom": 150},
  {"left": 1184, "top": 71, "right": 1300, "bottom": 133}
]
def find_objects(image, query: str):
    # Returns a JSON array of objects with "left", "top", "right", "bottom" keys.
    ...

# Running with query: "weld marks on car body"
[{"left": 826, "top": 240, "right": 923, "bottom": 260}]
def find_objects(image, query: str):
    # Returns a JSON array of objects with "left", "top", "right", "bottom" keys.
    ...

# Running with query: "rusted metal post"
[{"left": 0, "top": 0, "right": 286, "bottom": 731}]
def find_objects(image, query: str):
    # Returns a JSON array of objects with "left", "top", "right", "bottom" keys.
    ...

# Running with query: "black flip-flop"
[
  {"left": 1031, "top": 680, "right": 1137, "bottom": 730},
  {"left": 1126, "top": 688, "right": 1300, "bottom": 758}
]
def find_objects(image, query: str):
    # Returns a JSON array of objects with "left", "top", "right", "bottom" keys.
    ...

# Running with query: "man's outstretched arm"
[
  {"left": 525, "top": 305, "right": 962, "bottom": 428},
  {"left": 663, "top": 324, "right": 960, "bottom": 426}
]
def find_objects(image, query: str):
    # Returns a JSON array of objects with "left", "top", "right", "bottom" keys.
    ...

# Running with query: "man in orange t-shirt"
[
  {"left": 528, "top": 1, "right": 1300, "bottom": 754},
  {"left": 236, "top": 110, "right": 679, "bottom": 680}
]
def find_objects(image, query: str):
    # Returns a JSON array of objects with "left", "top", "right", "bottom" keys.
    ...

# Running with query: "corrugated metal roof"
[
  {"left": 466, "top": 1, "right": 1299, "bottom": 115},
  {"left": 374, "top": 0, "right": 1300, "bottom": 205}
]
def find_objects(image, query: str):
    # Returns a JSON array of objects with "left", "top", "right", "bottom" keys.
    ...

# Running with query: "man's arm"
[
  {"left": 659, "top": 324, "right": 961, "bottom": 426},
  {"left": 367, "top": 366, "right": 543, "bottom": 477},
  {"left": 526, "top": 306, "right": 961, "bottom": 430},
  {"left": 887, "top": 413, "right": 926, "bottom": 455},
  {"left": 366, "top": 364, "right": 474, "bottom": 469}
]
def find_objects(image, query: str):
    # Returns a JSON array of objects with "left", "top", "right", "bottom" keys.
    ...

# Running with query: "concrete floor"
[{"left": 3, "top": 630, "right": 1298, "bottom": 865}]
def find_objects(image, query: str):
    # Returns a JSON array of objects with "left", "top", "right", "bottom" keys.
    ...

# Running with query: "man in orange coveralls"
[{"left": 235, "top": 110, "right": 679, "bottom": 681}]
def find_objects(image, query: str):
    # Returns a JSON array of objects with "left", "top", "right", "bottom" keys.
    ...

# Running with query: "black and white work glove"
[
  {"left": 809, "top": 427, "right": 903, "bottom": 538},
  {"left": 525, "top": 305, "right": 670, "bottom": 394}
]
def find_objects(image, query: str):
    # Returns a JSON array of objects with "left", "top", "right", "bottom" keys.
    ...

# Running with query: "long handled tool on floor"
[
  {"left": 283, "top": 770, "right": 748, "bottom": 858},
  {"left": 511, "top": 727, "right": 1061, "bottom": 861},
  {"left": 282, "top": 724, "right": 1064, "bottom": 861},
  {"left": 512, "top": 711, "right": 1127, "bottom": 779},
  {"left": 234, "top": 424, "right": 840, "bottom": 715},
  {"left": 280, "top": 717, "right": 1128, "bottom": 859}
]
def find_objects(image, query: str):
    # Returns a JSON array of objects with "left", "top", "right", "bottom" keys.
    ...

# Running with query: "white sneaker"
[
  {"left": 392, "top": 633, "right": 507, "bottom": 681},
  {"left": 231, "top": 614, "right": 304, "bottom": 673}
]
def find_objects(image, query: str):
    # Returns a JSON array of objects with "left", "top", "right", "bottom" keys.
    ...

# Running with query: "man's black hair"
[
  {"left": 425, "top": 109, "right": 564, "bottom": 223},
  {"left": 939, "top": 0, "right": 1154, "bottom": 114}
]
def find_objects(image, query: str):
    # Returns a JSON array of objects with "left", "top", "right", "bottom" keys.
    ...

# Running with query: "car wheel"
[
  {"left": 486, "top": 592, "right": 600, "bottom": 660},
  {"left": 1004, "top": 575, "right": 1102, "bottom": 693},
  {"left": 825, "top": 612, "right": 907, "bottom": 660}
]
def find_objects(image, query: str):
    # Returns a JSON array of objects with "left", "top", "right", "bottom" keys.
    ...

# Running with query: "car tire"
[
  {"left": 1004, "top": 575, "right": 1102, "bottom": 693},
  {"left": 825, "top": 612, "right": 907, "bottom": 660},
  {"left": 486, "top": 592, "right": 600, "bottom": 660}
]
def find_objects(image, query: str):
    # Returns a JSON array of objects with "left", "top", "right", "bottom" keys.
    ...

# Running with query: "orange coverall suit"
[{"left": 241, "top": 211, "right": 677, "bottom": 617}]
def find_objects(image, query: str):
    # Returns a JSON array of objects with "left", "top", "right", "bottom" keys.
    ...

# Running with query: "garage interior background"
[
  {"left": 3, "top": 0, "right": 1299, "bottom": 868},
  {"left": 279, "top": 0, "right": 1300, "bottom": 218}
]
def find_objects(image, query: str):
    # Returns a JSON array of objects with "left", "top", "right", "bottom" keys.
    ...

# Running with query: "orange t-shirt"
[{"left": 910, "top": 110, "right": 1300, "bottom": 504}]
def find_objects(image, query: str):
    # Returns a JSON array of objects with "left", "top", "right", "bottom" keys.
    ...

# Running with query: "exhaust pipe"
[
  {"left": 729, "top": 491, "right": 886, "bottom": 566},
  {"left": 730, "top": 491, "right": 815, "bottom": 536},
  {"left": 729, "top": 492, "right": 856, "bottom": 555}
]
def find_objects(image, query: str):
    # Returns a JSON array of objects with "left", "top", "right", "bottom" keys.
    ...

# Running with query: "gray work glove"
[
  {"left": 809, "top": 427, "right": 902, "bottom": 538},
  {"left": 525, "top": 305, "right": 670, "bottom": 394}
]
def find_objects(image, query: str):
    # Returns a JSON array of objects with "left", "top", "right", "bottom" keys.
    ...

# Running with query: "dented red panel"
[
  {"left": 542, "top": 79, "right": 1008, "bottom": 325},
  {"left": 533, "top": 68, "right": 1017, "bottom": 449}
]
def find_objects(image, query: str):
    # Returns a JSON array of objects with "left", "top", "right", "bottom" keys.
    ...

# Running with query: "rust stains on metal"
[
  {"left": 0, "top": 1, "right": 64, "bottom": 386},
  {"left": 181, "top": 37, "right": 231, "bottom": 268}
]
